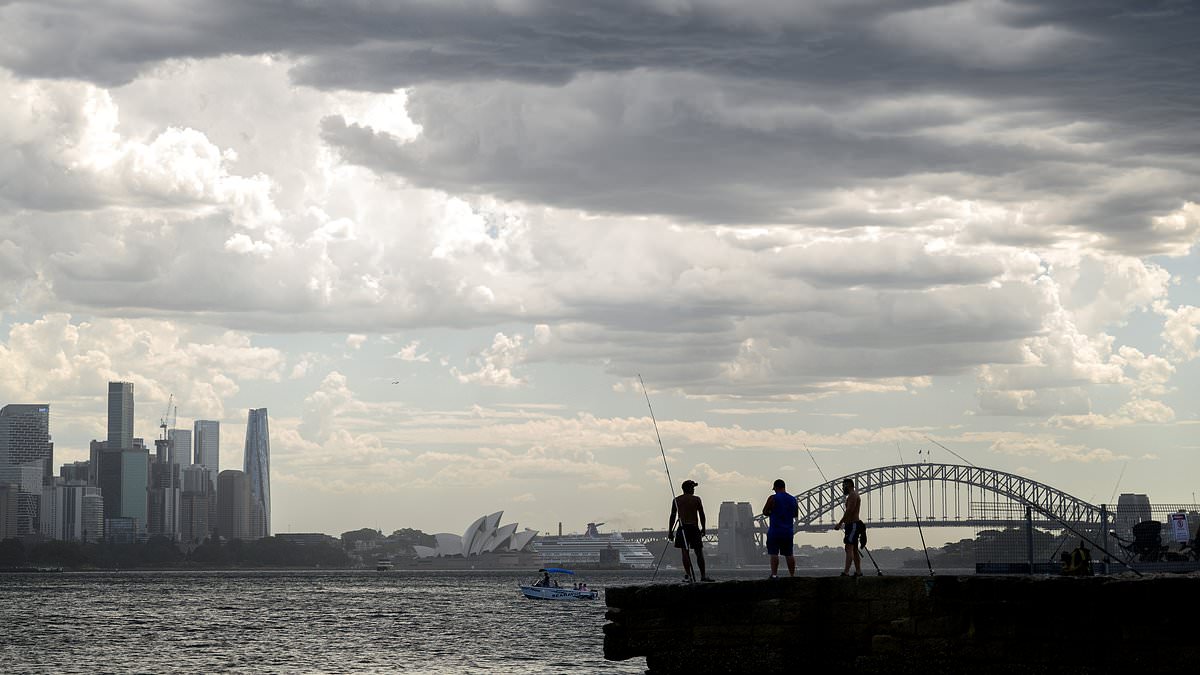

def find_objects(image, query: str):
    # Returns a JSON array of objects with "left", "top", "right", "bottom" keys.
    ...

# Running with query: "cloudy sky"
[{"left": 1, "top": 1, "right": 1198, "bottom": 543}]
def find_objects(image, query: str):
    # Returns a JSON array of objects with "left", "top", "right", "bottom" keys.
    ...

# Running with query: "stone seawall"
[{"left": 604, "top": 574, "right": 1200, "bottom": 674}]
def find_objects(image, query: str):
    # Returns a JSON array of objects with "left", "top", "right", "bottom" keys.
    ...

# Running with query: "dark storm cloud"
[{"left": 3, "top": 0, "right": 1198, "bottom": 247}]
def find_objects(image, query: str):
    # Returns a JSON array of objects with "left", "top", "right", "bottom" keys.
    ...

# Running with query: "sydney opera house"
[{"left": 413, "top": 511, "right": 538, "bottom": 561}]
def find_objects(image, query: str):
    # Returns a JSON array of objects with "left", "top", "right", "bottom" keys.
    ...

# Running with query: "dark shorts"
[
  {"left": 766, "top": 532, "right": 794, "bottom": 557},
  {"left": 843, "top": 521, "right": 864, "bottom": 547},
  {"left": 674, "top": 524, "right": 703, "bottom": 550}
]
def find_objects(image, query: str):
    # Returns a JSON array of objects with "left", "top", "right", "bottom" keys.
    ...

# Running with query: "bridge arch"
[{"left": 790, "top": 463, "right": 1103, "bottom": 527}]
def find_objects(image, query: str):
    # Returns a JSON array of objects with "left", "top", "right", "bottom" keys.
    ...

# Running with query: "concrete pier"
[{"left": 604, "top": 574, "right": 1200, "bottom": 674}]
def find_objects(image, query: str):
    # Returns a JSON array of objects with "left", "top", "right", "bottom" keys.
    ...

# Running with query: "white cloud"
[
  {"left": 1158, "top": 303, "right": 1200, "bottom": 362},
  {"left": 451, "top": 332, "right": 528, "bottom": 387},
  {"left": 392, "top": 340, "right": 430, "bottom": 363},
  {"left": 345, "top": 334, "right": 367, "bottom": 350}
]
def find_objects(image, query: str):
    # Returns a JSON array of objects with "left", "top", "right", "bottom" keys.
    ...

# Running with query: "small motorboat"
[
  {"left": 375, "top": 557, "right": 393, "bottom": 571},
  {"left": 520, "top": 568, "right": 598, "bottom": 600}
]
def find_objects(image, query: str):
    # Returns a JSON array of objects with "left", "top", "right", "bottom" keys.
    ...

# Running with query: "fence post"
[
  {"left": 1025, "top": 506, "right": 1034, "bottom": 574},
  {"left": 1100, "top": 504, "right": 1109, "bottom": 574}
]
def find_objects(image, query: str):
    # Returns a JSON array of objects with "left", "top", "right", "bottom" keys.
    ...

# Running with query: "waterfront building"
[
  {"left": 148, "top": 454, "right": 181, "bottom": 540},
  {"left": 0, "top": 404, "right": 53, "bottom": 535},
  {"left": 243, "top": 408, "right": 271, "bottom": 539},
  {"left": 193, "top": 420, "right": 219, "bottom": 530},
  {"left": 82, "top": 490, "right": 104, "bottom": 542},
  {"left": 0, "top": 404, "right": 53, "bottom": 482},
  {"left": 107, "top": 382, "right": 134, "bottom": 450},
  {"left": 217, "top": 469, "right": 253, "bottom": 541},
  {"left": 180, "top": 464, "right": 212, "bottom": 544},
  {"left": 40, "top": 480, "right": 104, "bottom": 541},
  {"left": 412, "top": 511, "right": 540, "bottom": 560},
  {"left": 168, "top": 428, "right": 191, "bottom": 467},
  {"left": 97, "top": 447, "right": 149, "bottom": 531},
  {"left": 105, "top": 517, "right": 141, "bottom": 544},
  {"left": 0, "top": 464, "right": 43, "bottom": 535},
  {"left": 0, "top": 482, "right": 18, "bottom": 539},
  {"left": 276, "top": 533, "right": 339, "bottom": 547}
]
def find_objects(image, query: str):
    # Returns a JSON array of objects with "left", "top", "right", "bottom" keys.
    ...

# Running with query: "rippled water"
[{"left": 2, "top": 569, "right": 657, "bottom": 674}]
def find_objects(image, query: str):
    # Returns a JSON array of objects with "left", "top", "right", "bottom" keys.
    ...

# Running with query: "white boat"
[
  {"left": 520, "top": 568, "right": 598, "bottom": 601},
  {"left": 375, "top": 557, "right": 393, "bottom": 571}
]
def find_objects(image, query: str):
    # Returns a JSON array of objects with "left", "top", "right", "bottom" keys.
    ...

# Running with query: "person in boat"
[
  {"left": 763, "top": 478, "right": 799, "bottom": 578},
  {"left": 834, "top": 478, "right": 863, "bottom": 577},
  {"left": 539, "top": 571, "right": 551, "bottom": 587},
  {"left": 669, "top": 479, "right": 714, "bottom": 582}
]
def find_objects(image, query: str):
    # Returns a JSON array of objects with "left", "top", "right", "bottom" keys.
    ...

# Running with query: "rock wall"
[{"left": 604, "top": 574, "right": 1200, "bottom": 674}]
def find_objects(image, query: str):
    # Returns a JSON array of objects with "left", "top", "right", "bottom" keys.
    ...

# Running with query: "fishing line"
[
  {"left": 897, "top": 443, "right": 934, "bottom": 576},
  {"left": 639, "top": 375, "right": 690, "bottom": 583}
]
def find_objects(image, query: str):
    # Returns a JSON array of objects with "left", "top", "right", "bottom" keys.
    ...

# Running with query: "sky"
[{"left": 1, "top": 1, "right": 1198, "bottom": 545}]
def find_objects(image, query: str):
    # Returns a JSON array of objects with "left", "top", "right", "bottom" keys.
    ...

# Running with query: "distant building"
[
  {"left": 0, "top": 482, "right": 18, "bottom": 539},
  {"left": 277, "top": 533, "right": 339, "bottom": 547},
  {"left": 60, "top": 460, "right": 91, "bottom": 484},
  {"left": 40, "top": 480, "right": 104, "bottom": 542},
  {"left": 180, "top": 465, "right": 212, "bottom": 545},
  {"left": 148, "top": 453, "right": 181, "bottom": 540},
  {"left": 412, "top": 511, "right": 539, "bottom": 559},
  {"left": 82, "top": 490, "right": 104, "bottom": 542},
  {"left": 0, "top": 404, "right": 53, "bottom": 535},
  {"left": 0, "top": 465, "right": 43, "bottom": 535},
  {"left": 97, "top": 447, "right": 149, "bottom": 533},
  {"left": 193, "top": 420, "right": 219, "bottom": 531},
  {"left": 243, "top": 408, "right": 271, "bottom": 539},
  {"left": 217, "top": 469, "right": 253, "bottom": 541},
  {"left": 0, "top": 404, "right": 53, "bottom": 482},
  {"left": 168, "top": 428, "right": 191, "bottom": 467},
  {"left": 105, "top": 517, "right": 141, "bottom": 544},
  {"left": 107, "top": 382, "right": 135, "bottom": 450}
]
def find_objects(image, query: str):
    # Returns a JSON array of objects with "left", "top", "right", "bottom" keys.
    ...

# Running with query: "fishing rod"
[
  {"left": 639, "top": 375, "right": 691, "bottom": 583},
  {"left": 806, "top": 445, "right": 882, "bottom": 576},
  {"left": 897, "top": 443, "right": 934, "bottom": 576}
]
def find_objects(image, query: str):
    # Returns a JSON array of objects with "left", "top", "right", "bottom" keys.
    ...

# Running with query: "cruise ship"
[{"left": 532, "top": 523, "right": 656, "bottom": 569}]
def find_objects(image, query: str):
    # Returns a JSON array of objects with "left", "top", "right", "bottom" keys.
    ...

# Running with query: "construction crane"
[{"left": 159, "top": 394, "right": 174, "bottom": 442}]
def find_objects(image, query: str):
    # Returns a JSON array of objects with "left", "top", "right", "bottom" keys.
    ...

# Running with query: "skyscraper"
[
  {"left": 194, "top": 420, "right": 219, "bottom": 537},
  {"left": 168, "top": 428, "right": 192, "bottom": 467},
  {"left": 216, "top": 469, "right": 251, "bottom": 541},
  {"left": 0, "top": 404, "right": 52, "bottom": 480},
  {"left": 0, "top": 404, "right": 52, "bottom": 535},
  {"left": 40, "top": 480, "right": 103, "bottom": 542},
  {"left": 193, "top": 420, "right": 219, "bottom": 489},
  {"left": 243, "top": 408, "right": 271, "bottom": 539},
  {"left": 107, "top": 382, "right": 134, "bottom": 450}
]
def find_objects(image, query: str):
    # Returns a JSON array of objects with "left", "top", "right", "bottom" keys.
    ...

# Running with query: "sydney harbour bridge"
[{"left": 617, "top": 463, "right": 1120, "bottom": 561}]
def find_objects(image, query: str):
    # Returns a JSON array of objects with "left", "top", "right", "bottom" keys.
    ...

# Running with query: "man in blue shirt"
[{"left": 762, "top": 479, "right": 799, "bottom": 578}]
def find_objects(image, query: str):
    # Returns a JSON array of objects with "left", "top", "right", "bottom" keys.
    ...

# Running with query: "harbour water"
[
  {"left": 2, "top": 567, "right": 970, "bottom": 673},
  {"left": 3, "top": 569, "right": 649, "bottom": 673}
]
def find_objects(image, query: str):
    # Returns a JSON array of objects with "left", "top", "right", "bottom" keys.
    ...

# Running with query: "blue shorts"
[{"left": 766, "top": 532, "right": 794, "bottom": 556}]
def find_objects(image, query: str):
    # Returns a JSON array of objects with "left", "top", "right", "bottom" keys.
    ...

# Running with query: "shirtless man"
[
  {"left": 668, "top": 480, "right": 713, "bottom": 582},
  {"left": 834, "top": 478, "right": 862, "bottom": 576}
]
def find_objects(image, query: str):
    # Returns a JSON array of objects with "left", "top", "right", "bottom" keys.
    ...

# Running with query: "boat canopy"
[{"left": 539, "top": 567, "right": 575, "bottom": 575}]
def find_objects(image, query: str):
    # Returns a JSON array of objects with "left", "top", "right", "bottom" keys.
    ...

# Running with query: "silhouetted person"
[
  {"left": 834, "top": 478, "right": 862, "bottom": 576},
  {"left": 763, "top": 478, "right": 799, "bottom": 578},
  {"left": 669, "top": 479, "right": 713, "bottom": 582}
]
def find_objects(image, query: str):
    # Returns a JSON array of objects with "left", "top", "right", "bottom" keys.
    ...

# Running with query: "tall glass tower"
[
  {"left": 243, "top": 409, "right": 271, "bottom": 538},
  {"left": 107, "top": 382, "right": 134, "bottom": 450}
]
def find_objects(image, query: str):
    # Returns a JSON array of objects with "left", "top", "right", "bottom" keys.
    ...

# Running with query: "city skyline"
[{"left": 0, "top": 2, "right": 1198, "bottom": 543}]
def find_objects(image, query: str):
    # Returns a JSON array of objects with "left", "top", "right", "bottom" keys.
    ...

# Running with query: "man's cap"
[{"left": 681, "top": 479, "right": 699, "bottom": 490}]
